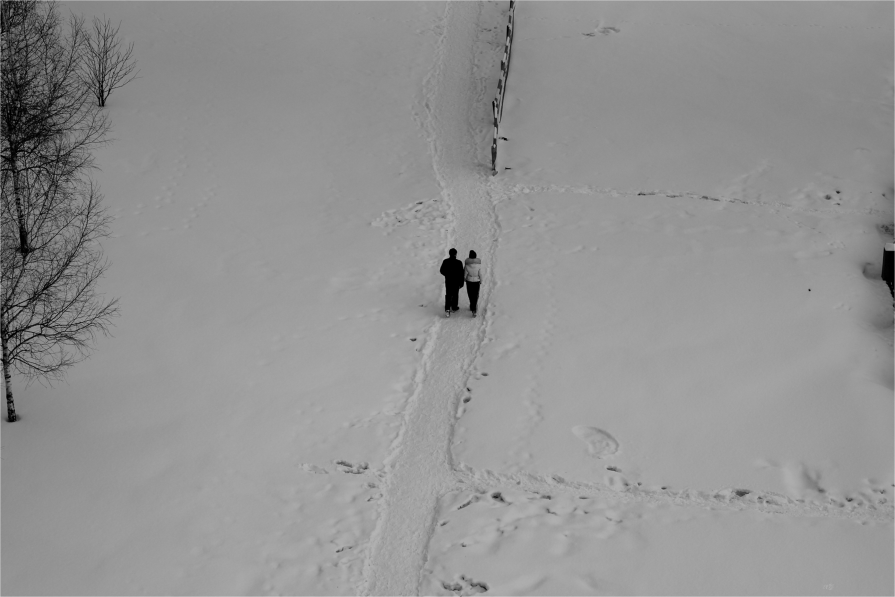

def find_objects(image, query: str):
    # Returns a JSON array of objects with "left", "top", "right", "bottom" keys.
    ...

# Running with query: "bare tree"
[
  {"left": 78, "top": 15, "right": 138, "bottom": 108},
  {"left": 2, "top": 0, "right": 109, "bottom": 256},
  {"left": 1, "top": 167, "right": 118, "bottom": 422},
  {"left": 1, "top": 1, "right": 119, "bottom": 422}
]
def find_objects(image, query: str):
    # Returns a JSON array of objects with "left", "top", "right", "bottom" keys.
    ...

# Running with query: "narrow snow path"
[{"left": 362, "top": 2, "right": 500, "bottom": 595}]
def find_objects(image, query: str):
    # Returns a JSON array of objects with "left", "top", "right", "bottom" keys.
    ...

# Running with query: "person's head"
[
  {"left": 449, "top": 248, "right": 457, "bottom": 257},
  {"left": 469, "top": 250, "right": 477, "bottom": 259}
]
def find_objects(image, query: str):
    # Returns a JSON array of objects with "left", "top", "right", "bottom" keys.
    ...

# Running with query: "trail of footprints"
[
  {"left": 423, "top": 470, "right": 892, "bottom": 594},
  {"left": 178, "top": 136, "right": 217, "bottom": 232},
  {"left": 488, "top": 180, "right": 888, "bottom": 218},
  {"left": 135, "top": 121, "right": 219, "bottom": 237},
  {"left": 503, "top": 209, "right": 558, "bottom": 471}
]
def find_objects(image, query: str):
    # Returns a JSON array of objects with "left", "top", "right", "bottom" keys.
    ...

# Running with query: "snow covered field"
[{"left": 2, "top": 2, "right": 892, "bottom": 596}]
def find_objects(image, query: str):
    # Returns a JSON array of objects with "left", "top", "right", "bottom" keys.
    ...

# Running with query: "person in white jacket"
[{"left": 464, "top": 250, "right": 482, "bottom": 317}]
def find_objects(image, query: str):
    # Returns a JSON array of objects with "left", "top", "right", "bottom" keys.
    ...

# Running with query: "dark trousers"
[
  {"left": 445, "top": 283, "right": 461, "bottom": 311},
  {"left": 466, "top": 281, "right": 480, "bottom": 312}
]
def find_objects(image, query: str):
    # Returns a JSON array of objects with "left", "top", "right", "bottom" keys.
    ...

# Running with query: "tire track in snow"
[{"left": 362, "top": 3, "right": 502, "bottom": 594}]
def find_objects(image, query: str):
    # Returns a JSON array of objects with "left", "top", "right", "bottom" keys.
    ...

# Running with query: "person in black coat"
[{"left": 439, "top": 248, "right": 465, "bottom": 315}]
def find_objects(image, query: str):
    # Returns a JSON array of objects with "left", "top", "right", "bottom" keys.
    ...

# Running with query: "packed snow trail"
[{"left": 362, "top": 2, "right": 500, "bottom": 595}]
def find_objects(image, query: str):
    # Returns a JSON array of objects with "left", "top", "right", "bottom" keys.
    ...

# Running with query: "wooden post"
[{"left": 883, "top": 243, "right": 894, "bottom": 297}]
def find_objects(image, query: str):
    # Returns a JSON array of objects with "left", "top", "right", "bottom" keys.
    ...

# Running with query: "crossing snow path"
[{"left": 361, "top": 2, "right": 893, "bottom": 595}]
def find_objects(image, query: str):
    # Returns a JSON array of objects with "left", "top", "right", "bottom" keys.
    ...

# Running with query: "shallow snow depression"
[{"left": 2, "top": 2, "right": 893, "bottom": 596}]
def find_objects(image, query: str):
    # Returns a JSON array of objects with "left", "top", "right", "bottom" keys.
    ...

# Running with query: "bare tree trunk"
[
  {"left": 9, "top": 149, "right": 30, "bottom": 255},
  {"left": 2, "top": 325, "right": 16, "bottom": 422},
  {"left": 12, "top": 172, "right": 29, "bottom": 256}
]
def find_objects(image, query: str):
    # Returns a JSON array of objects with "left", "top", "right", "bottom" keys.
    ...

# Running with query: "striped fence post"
[
  {"left": 491, "top": 99, "right": 499, "bottom": 175},
  {"left": 508, "top": 3, "right": 516, "bottom": 76},
  {"left": 491, "top": 0, "right": 516, "bottom": 175}
]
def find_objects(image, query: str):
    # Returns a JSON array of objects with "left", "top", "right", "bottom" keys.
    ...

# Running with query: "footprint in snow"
[
  {"left": 583, "top": 26, "right": 619, "bottom": 36},
  {"left": 442, "top": 575, "right": 489, "bottom": 595},
  {"left": 334, "top": 460, "right": 369, "bottom": 474},
  {"left": 572, "top": 426, "right": 619, "bottom": 458}
]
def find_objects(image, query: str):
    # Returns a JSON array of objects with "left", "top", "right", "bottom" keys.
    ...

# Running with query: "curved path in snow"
[{"left": 362, "top": 2, "right": 501, "bottom": 594}]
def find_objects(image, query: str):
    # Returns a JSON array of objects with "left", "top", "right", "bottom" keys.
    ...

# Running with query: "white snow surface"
[{"left": 2, "top": 2, "right": 893, "bottom": 596}]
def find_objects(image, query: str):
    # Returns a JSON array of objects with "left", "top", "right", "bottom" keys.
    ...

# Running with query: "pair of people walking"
[{"left": 439, "top": 248, "right": 482, "bottom": 318}]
